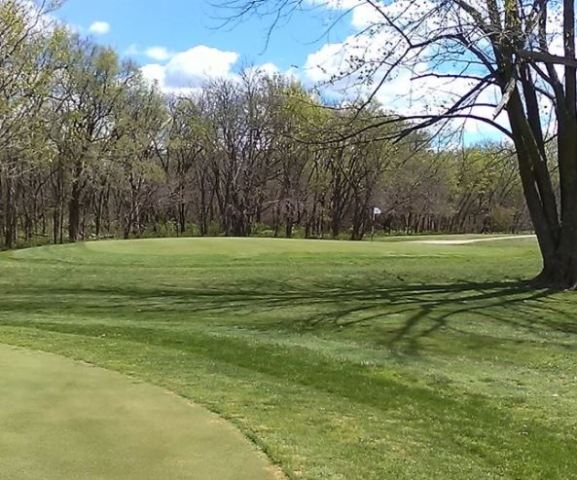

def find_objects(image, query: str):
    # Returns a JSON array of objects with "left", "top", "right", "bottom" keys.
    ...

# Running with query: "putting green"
[{"left": 0, "top": 344, "right": 281, "bottom": 480}]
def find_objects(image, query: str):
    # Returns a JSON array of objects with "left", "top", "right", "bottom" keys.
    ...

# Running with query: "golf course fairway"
[
  {"left": 0, "top": 344, "right": 280, "bottom": 480},
  {"left": 1, "top": 236, "right": 576, "bottom": 479}
]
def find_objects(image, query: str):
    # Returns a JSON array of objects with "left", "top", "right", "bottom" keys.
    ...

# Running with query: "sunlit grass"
[{"left": 1, "top": 236, "right": 576, "bottom": 479}]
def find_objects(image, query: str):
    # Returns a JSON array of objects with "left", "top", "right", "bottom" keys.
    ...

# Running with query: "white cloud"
[
  {"left": 145, "top": 46, "right": 174, "bottom": 61},
  {"left": 141, "top": 64, "right": 167, "bottom": 87},
  {"left": 88, "top": 21, "right": 110, "bottom": 35},
  {"left": 350, "top": 2, "right": 381, "bottom": 29},
  {"left": 165, "top": 46, "right": 239, "bottom": 87},
  {"left": 304, "top": 42, "right": 349, "bottom": 84},
  {"left": 141, "top": 45, "right": 240, "bottom": 93},
  {"left": 140, "top": 45, "right": 286, "bottom": 95},
  {"left": 251, "top": 62, "right": 280, "bottom": 76},
  {"left": 124, "top": 45, "right": 174, "bottom": 61}
]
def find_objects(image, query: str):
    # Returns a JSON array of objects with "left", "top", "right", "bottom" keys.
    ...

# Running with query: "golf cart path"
[
  {"left": 0, "top": 343, "right": 283, "bottom": 480},
  {"left": 413, "top": 235, "right": 535, "bottom": 245}
]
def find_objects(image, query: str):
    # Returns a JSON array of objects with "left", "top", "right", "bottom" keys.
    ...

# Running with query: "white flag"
[{"left": 373, "top": 207, "right": 382, "bottom": 216}]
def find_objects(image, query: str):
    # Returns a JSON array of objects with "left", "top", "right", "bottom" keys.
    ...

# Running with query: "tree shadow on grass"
[
  {"left": 5, "top": 278, "right": 577, "bottom": 480},
  {"left": 2, "top": 277, "right": 575, "bottom": 354},
  {"left": 235, "top": 279, "right": 574, "bottom": 352}
]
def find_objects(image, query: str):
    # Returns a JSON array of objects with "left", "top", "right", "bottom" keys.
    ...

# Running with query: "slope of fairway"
[
  {"left": 0, "top": 344, "right": 280, "bottom": 480},
  {"left": 1, "top": 236, "right": 576, "bottom": 479}
]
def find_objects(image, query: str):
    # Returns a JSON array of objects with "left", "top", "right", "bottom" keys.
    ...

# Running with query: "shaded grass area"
[{"left": 1, "top": 237, "right": 576, "bottom": 479}]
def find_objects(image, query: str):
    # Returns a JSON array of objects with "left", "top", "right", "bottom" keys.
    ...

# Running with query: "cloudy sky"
[
  {"left": 55, "top": 0, "right": 356, "bottom": 91},
  {"left": 54, "top": 0, "right": 515, "bottom": 143}
]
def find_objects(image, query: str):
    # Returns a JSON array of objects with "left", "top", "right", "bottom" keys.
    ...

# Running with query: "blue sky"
[{"left": 55, "top": 0, "right": 352, "bottom": 78}]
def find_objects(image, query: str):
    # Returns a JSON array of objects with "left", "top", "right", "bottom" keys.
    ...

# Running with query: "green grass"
[
  {"left": 1, "top": 236, "right": 576, "bottom": 479},
  {"left": 0, "top": 344, "right": 279, "bottom": 480}
]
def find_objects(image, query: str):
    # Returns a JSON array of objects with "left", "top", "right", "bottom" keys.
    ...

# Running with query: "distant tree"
[
  {"left": 48, "top": 38, "right": 138, "bottom": 242},
  {"left": 200, "top": 71, "right": 285, "bottom": 236},
  {"left": 163, "top": 97, "right": 207, "bottom": 235},
  {"left": 111, "top": 76, "right": 166, "bottom": 238},
  {"left": 0, "top": 0, "right": 64, "bottom": 247}
]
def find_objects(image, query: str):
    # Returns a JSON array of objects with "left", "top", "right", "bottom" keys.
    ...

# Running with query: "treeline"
[{"left": 0, "top": 1, "right": 531, "bottom": 249}]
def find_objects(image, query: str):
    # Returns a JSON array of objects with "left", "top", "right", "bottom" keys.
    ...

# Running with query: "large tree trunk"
[
  {"left": 68, "top": 159, "right": 84, "bottom": 242},
  {"left": 536, "top": 241, "right": 577, "bottom": 290},
  {"left": 499, "top": 0, "right": 577, "bottom": 290},
  {"left": 531, "top": 0, "right": 577, "bottom": 289},
  {"left": 68, "top": 187, "right": 81, "bottom": 242},
  {"left": 506, "top": 103, "right": 577, "bottom": 289},
  {"left": 3, "top": 175, "right": 16, "bottom": 249}
]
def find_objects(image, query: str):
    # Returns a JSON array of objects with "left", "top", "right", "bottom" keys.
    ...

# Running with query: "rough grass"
[{"left": 1, "top": 236, "right": 576, "bottom": 479}]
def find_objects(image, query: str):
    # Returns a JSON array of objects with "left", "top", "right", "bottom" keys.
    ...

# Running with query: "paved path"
[
  {"left": 0, "top": 344, "right": 282, "bottom": 480},
  {"left": 414, "top": 235, "right": 535, "bottom": 245}
]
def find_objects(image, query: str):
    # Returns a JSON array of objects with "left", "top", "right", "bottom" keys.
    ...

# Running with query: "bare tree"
[
  {"left": 49, "top": 38, "right": 138, "bottom": 241},
  {"left": 221, "top": 0, "right": 577, "bottom": 289},
  {"left": 0, "top": 0, "right": 64, "bottom": 247}
]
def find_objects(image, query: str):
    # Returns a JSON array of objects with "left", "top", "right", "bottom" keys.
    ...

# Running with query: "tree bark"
[{"left": 68, "top": 159, "right": 84, "bottom": 242}]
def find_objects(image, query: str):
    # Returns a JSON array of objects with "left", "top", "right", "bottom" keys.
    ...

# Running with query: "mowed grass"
[
  {"left": 1, "top": 236, "right": 576, "bottom": 479},
  {"left": 0, "top": 344, "right": 279, "bottom": 480}
]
